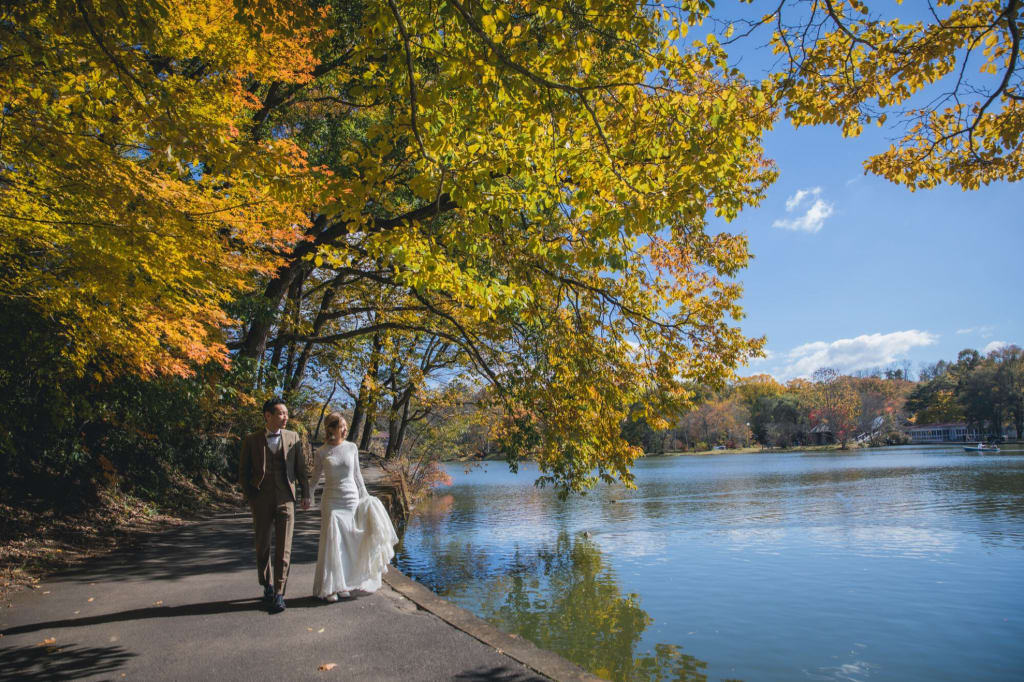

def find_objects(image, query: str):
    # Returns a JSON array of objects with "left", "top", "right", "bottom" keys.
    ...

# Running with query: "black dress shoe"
[
  {"left": 263, "top": 584, "right": 275, "bottom": 603},
  {"left": 269, "top": 594, "right": 286, "bottom": 614}
]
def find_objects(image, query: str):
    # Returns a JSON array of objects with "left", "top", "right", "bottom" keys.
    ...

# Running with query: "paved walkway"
[{"left": 0, "top": 506, "right": 596, "bottom": 681}]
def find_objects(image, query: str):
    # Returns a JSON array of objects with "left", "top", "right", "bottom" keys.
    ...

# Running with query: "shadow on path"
[
  {"left": 453, "top": 665, "right": 547, "bottom": 681},
  {"left": 54, "top": 510, "right": 321, "bottom": 585},
  {"left": 0, "top": 594, "right": 351, "bottom": 637},
  {"left": 0, "top": 641, "right": 135, "bottom": 681}
]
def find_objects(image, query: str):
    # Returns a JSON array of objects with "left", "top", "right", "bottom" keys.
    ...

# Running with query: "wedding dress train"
[{"left": 311, "top": 441, "right": 398, "bottom": 598}]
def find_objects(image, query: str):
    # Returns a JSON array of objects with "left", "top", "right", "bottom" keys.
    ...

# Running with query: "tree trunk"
[
  {"left": 359, "top": 406, "right": 375, "bottom": 451},
  {"left": 313, "top": 381, "right": 338, "bottom": 442},
  {"left": 269, "top": 330, "right": 285, "bottom": 371},
  {"left": 240, "top": 262, "right": 301, "bottom": 360},
  {"left": 385, "top": 406, "right": 401, "bottom": 460},
  {"left": 349, "top": 375, "right": 369, "bottom": 444},
  {"left": 393, "top": 394, "right": 412, "bottom": 457},
  {"left": 289, "top": 281, "right": 338, "bottom": 392},
  {"left": 239, "top": 213, "right": 326, "bottom": 361},
  {"left": 282, "top": 269, "right": 306, "bottom": 391},
  {"left": 357, "top": 332, "right": 383, "bottom": 451}
]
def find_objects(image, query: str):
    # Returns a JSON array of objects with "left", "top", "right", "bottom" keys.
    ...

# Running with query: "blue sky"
[
  {"left": 722, "top": 121, "right": 1022, "bottom": 381},
  {"left": 685, "top": 3, "right": 1024, "bottom": 382}
]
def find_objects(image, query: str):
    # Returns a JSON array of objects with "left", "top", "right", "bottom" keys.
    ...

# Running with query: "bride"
[{"left": 309, "top": 412, "right": 398, "bottom": 601}]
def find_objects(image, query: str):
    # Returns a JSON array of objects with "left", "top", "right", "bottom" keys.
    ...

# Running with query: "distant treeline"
[{"left": 622, "top": 346, "right": 1023, "bottom": 453}]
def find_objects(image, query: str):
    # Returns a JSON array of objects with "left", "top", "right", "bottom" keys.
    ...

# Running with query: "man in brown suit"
[{"left": 239, "top": 397, "right": 311, "bottom": 613}]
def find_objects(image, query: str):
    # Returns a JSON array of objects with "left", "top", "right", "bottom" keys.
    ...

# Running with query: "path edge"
[{"left": 383, "top": 567, "right": 601, "bottom": 682}]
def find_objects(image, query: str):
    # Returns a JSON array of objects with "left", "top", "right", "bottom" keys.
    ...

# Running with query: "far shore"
[
  {"left": 649, "top": 441, "right": 1024, "bottom": 457},
  {"left": 444, "top": 440, "right": 1024, "bottom": 465}
]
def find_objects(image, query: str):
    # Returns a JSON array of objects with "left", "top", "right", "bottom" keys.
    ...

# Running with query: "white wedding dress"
[{"left": 311, "top": 441, "right": 398, "bottom": 598}]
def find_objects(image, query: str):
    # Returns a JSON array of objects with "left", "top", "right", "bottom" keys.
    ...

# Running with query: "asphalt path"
[{"left": 0, "top": 506, "right": 552, "bottom": 681}]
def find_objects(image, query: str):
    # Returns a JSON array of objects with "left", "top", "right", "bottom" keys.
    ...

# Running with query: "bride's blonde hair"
[{"left": 324, "top": 412, "right": 348, "bottom": 440}]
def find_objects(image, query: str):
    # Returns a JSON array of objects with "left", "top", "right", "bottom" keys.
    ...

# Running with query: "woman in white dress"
[{"left": 310, "top": 413, "right": 398, "bottom": 602}]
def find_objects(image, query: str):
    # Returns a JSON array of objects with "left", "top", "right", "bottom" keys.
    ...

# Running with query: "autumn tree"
[
  {"left": 810, "top": 367, "right": 862, "bottom": 448},
  {"left": 741, "top": 0, "right": 1024, "bottom": 189},
  {"left": 0, "top": 0, "right": 326, "bottom": 379},
  {"left": 226, "top": 0, "right": 775, "bottom": 493}
]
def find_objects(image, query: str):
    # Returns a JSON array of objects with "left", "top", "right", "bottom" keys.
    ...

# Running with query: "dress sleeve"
[{"left": 352, "top": 445, "right": 368, "bottom": 499}]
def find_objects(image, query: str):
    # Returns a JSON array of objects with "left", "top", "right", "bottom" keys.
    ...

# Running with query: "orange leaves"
[
  {"left": 0, "top": 0, "right": 324, "bottom": 380},
  {"left": 318, "top": 663, "right": 338, "bottom": 671}
]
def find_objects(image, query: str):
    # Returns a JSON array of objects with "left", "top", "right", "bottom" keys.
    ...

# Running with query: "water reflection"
[
  {"left": 455, "top": 531, "right": 713, "bottom": 682},
  {"left": 396, "top": 451, "right": 1024, "bottom": 681}
]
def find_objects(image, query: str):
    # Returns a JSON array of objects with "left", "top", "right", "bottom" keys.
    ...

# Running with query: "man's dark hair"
[{"left": 262, "top": 397, "right": 287, "bottom": 415}]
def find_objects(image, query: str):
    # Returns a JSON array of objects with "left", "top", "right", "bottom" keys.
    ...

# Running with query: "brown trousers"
[{"left": 250, "top": 486, "right": 295, "bottom": 595}]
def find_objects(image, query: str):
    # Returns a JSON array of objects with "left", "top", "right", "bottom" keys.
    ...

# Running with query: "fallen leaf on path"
[
  {"left": 318, "top": 663, "right": 337, "bottom": 671},
  {"left": 36, "top": 637, "right": 55, "bottom": 647},
  {"left": 307, "top": 627, "right": 313, "bottom": 632},
  {"left": 153, "top": 601, "right": 163, "bottom": 606},
  {"left": 73, "top": 611, "right": 80, "bottom": 615},
  {"left": 42, "top": 591, "right": 51, "bottom": 595},
  {"left": 87, "top": 597, "right": 94, "bottom": 602},
  {"left": 318, "top": 628, "right": 325, "bottom": 633}
]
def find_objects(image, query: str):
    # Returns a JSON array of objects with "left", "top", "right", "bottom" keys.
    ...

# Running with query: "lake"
[{"left": 394, "top": 447, "right": 1024, "bottom": 681}]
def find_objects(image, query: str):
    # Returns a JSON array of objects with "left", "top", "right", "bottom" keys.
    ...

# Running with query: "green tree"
[
  {"left": 993, "top": 345, "right": 1024, "bottom": 439},
  {"left": 906, "top": 372, "right": 965, "bottom": 425}
]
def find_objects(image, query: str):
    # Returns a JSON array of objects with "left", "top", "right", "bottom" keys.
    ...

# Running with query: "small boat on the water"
[{"left": 964, "top": 443, "right": 1000, "bottom": 453}]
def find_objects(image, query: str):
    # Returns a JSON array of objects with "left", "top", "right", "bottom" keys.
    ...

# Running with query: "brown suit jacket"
[{"left": 238, "top": 429, "right": 310, "bottom": 503}]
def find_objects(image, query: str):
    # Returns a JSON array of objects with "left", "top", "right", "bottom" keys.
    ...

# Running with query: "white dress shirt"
[{"left": 265, "top": 429, "right": 283, "bottom": 455}]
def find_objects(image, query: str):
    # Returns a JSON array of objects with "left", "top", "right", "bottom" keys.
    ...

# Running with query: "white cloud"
[
  {"left": 785, "top": 187, "right": 821, "bottom": 211},
  {"left": 983, "top": 340, "right": 1010, "bottom": 354},
  {"left": 777, "top": 330, "right": 939, "bottom": 379},
  {"left": 956, "top": 325, "right": 995, "bottom": 338},
  {"left": 773, "top": 187, "right": 834, "bottom": 233},
  {"left": 747, "top": 349, "right": 777, "bottom": 365}
]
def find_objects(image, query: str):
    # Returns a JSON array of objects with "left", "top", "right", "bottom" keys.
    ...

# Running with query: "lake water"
[{"left": 394, "top": 447, "right": 1024, "bottom": 681}]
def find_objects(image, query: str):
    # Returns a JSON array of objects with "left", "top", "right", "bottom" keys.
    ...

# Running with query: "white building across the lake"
[{"left": 907, "top": 422, "right": 977, "bottom": 443}]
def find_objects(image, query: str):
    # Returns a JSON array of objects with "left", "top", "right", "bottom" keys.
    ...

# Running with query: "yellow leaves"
[
  {"left": 0, "top": 0, "right": 320, "bottom": 379},
  {"left": 766, "top": 0, "right": 1018, "bottom": 188}
]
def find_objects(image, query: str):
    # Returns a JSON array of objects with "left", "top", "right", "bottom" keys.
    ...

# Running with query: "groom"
[{"left": 239, "top": 397, "right": 311, "bottom": 613}]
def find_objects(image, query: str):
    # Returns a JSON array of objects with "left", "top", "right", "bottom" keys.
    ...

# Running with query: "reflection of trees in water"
[
  {"left": 477, "top": 532, "right": 717, "bottom": 682},
  {"left": 397, "top": 498, "right": 545, "bottom": 594}
]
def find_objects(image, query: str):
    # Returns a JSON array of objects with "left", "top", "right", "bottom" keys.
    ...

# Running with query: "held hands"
[{"left": 301, "top": 497, "right": 311, "bottom": 511}]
